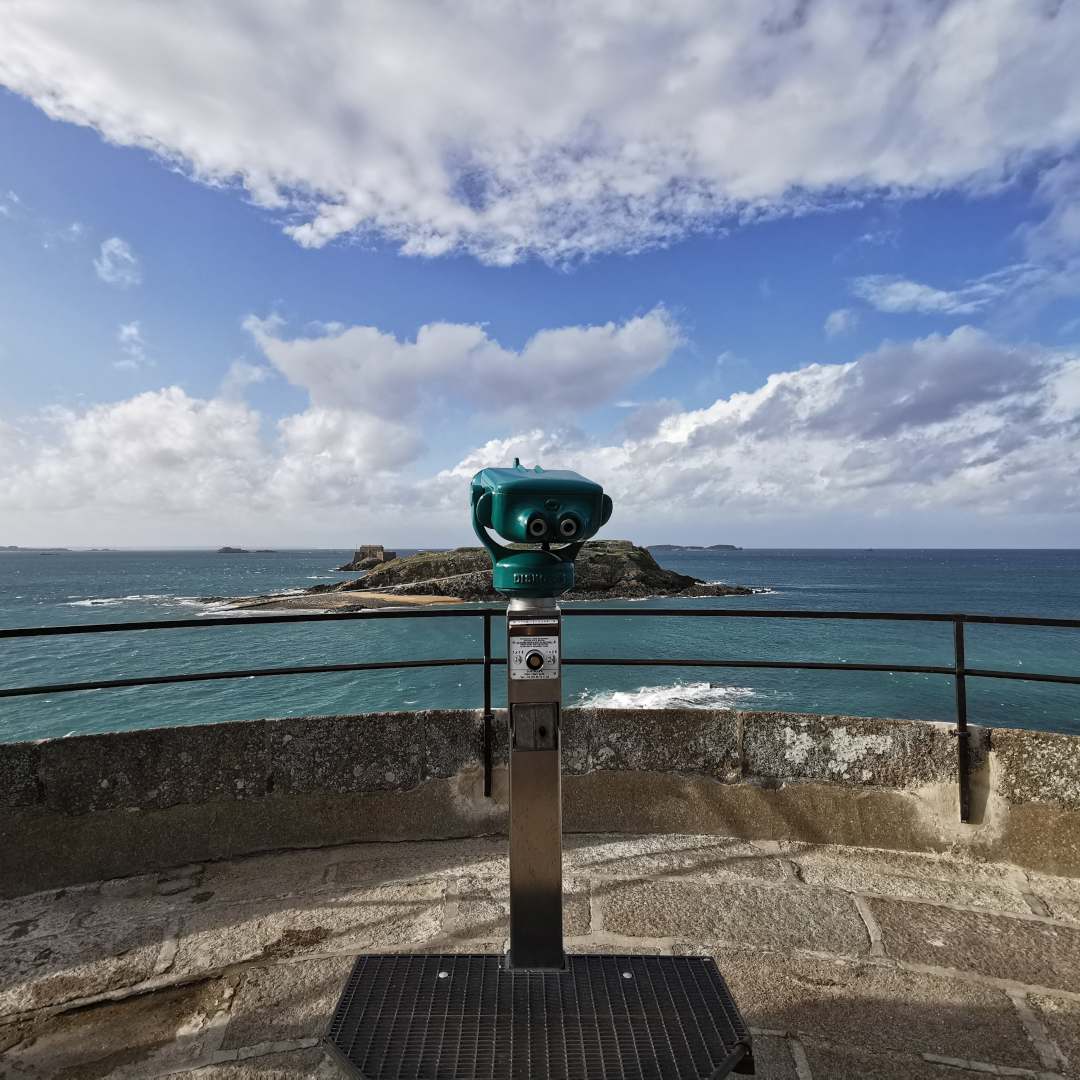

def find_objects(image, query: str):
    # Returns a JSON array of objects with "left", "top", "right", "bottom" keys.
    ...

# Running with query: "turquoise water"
[{"left": 1, "top": 548, "right": 1078, "bottom": 743}]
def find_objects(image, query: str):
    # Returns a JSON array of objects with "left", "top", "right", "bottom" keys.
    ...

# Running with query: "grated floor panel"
[{"left": 325, "top": 953, "right": 754, "bottom": 1079}]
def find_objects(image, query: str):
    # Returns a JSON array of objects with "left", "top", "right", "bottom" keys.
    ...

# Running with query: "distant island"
[
  {"left": 648, "top": 543, "right": 741, "bottom": 552},
  {"left": 0, "top": 545, "right": 71, "bottom": 552},
  {"left": 217, "top": 547, "right": 277, "bottom": 553}
]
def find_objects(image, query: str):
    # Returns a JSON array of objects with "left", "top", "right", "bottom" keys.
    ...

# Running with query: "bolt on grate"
[{"left": 325, "top": 953, "right": 754, "bottom": 1078}]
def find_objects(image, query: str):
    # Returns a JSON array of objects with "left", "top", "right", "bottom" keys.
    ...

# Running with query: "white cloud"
[
  {"left": 271, "top": 408, "right": 423, "bottom": 503},
  {"left": 1020, "top": 159, "right": 1080, "bottom": 264},
  {"left": 43, "top": 221, "right": 84, "bottom": 248},
  {"left": 435, "top": 327, "right": 1080, "bottom": 520},
  {"left": 219, "top": 360, "right": 271, "bottom": 399},
  {"left": 851, "top": 265, "right": 1046, "bottom": 315},
  {"left": 2, "top": 389, "right": 268, "bottom": 514},
  {"left": 245, "top": 307, "right": 680, "bottom": 420},
  {"left": 115, "top": 320, "right": 145, "bottom": 369},
  {"left": 5, "top": 326, "right": 1079, "bottom": 541},
  {"left": 824, "top": 308, "right": 858, "bottom": 337},
  {"left": 856, "top": 228, "right": 899, "bottom": 247},
  {"left": 2, "top": 2, "right": 1079, "bottom": 263},
  {"left": 0, "top": 190, "right": 19, "bottom": 217},
  {"left": 94, "top": 236, "right": 141, "bottom": 286}
]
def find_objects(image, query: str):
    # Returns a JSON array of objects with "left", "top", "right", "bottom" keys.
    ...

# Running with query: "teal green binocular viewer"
[{"left": 471, "top": 459, "right": 613, "bottom": 598}]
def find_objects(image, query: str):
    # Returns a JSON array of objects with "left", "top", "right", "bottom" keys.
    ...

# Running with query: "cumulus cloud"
[
  {"left": 2, "top": 2, "right": 1079, "bottom": 263},
  {"left": 2, "top": 389, "right": 268, "bottom": 514},
  {"left": 94, "top": 237, "right": 141, "bottom": 286},
  {"left": 851, "top": 265, "right": 1046, "bottom": 315},
  {"left": 6, "top": 327, "right": 1079, "bottom": 540},
  {"left": 271, "top": 408, "right": 423, "bottom": 504},
  {"left": 434, "top": 327, "right": 1080, "bottom": 520},
  {"left": 244, "top": 307, "right": 680, "bottom": 419},
  {"left": 824, "top": 308, "right": 857, "bottom": 337}
]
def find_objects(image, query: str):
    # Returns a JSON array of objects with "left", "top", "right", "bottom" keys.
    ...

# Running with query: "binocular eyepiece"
[
  {"left": 526, "top": 512, "right": 582, "bottom": 540},
  {"left": 471, "top": 459, "right": 613, "bottom": 598}
]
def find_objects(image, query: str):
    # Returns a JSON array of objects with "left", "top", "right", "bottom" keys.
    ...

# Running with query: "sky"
[{"left": 1, "top": 0, "right": 1079, "bottom": 548}]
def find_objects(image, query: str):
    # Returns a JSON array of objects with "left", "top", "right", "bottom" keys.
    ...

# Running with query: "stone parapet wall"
[{"left": 2, "top": 708, "right": 1078, "bottom": 896}]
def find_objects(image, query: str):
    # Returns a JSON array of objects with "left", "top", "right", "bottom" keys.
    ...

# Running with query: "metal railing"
[{"left": 3, "top": 606, "right": 1080, "bottom": 822}]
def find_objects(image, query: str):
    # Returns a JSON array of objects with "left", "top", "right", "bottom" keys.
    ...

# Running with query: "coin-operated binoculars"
[
  {"left": 325, "top": 460, "right": 754, "bottom": 1077},
  {"left": 471, "top": 458, "right": 612, "bottom": 599},
  {"left": 471, "top": 460, "right": 611, "bottom": 969}
]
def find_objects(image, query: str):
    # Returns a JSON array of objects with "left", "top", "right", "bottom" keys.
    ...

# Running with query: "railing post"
[
  {"left": 953, "top": 616, "right": 971, "bottom": 823},
  {"left": 482, "top": 611, "right": 493, "bottom": 798}
]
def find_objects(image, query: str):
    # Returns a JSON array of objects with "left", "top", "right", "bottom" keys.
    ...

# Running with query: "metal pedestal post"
[
  {"left": 505, "top": 596, "right": 564, "bottom": 970},
  {"left": 325, "top": 589, "right": 755, "bottom": 1076}
]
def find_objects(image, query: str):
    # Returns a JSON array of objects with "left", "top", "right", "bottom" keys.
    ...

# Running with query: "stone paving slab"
[
  {"left": 600, "top": 878, "right": 870, "bottom": 955},
  {"left": 0, "top": 885, "right": 92, "bottom": 945},
  {"left": 191, "top": 848, "right": 345, "bottom": 905},
  {"left": 187, "top": 1047, "right": 340, "bottom": 1078},
  {"left": 783, "top": 842, "right": 1031, "bottom": 912},
  {"left": 0, "top": 920, "right": 167, "bottom": 1015},
  {"left": 222, "top": 957, "right": 354, "bottom": 1050},
  {"left": 172, "top": 895, "right": 443, "bottom": 977},
  {"left": 3, "top": 978, "right": 235, "bottom": 1078},
  {"left": 333, "top": 837, "right": 508, "bottom": 888},
  {"left": 564, "top": 832, "right": 788, "bottom": 882},
  {"left": 748, "top": 1035, "right": 800, "bottom": 1080},
  {"left": 690, "top": 945, "right": 1039, "bottom": 1069},
  {"left": 452, "top": 874, "right": 590, "bottom": 939},
  {"left": 1027, "top": 874, "right": 1080, "bottom": 925},
  {"left": 779, "top": 843, "right": 1021, "bottom": 888},
  {"left": 870, "top": 897, "right": 1080, "bottom": 990},
  {"left": 799, "top": 1040, "right": 1020, "bottom": 1079},
  {"left": 1031, "top": 995, "right": 1080, "bottom": 1079}
]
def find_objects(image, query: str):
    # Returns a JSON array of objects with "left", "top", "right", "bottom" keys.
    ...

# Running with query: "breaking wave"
[
  {"left": 65, "top": 593, "right": 212, "bottom": 609},
  {"left": 574, "top": 680, "right": 756, "bottom": 710}
]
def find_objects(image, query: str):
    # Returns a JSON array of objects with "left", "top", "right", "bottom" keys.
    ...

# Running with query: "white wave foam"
[
  {"left": 575, "top": 680, "right": 755, "bottom": 710},
  {"left": 66, "top": 592, "right": 210, "bottom": 609}
]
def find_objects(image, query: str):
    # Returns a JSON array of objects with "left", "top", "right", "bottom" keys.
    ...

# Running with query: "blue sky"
[{"left": 1, "top": 2, "right": 1079, "bottom": 547}]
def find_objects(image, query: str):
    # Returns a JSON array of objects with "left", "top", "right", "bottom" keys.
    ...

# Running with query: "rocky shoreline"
[{"left": 211, "top": 540, "right": 756, "bottom": 611}]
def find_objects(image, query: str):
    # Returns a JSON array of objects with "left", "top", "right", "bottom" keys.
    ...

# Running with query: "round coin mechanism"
[{"left": 525, "top": 651, "right": 545, "bottom": 671}]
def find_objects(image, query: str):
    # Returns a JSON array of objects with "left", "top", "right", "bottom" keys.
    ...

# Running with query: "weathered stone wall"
[{"left": 2, "top": 708, "right": 1078, "bottom": 896}]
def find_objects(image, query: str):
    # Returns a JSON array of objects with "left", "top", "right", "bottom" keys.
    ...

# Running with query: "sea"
[{"left": 1, "top": 548, "right": 1078, "bottom": 744}]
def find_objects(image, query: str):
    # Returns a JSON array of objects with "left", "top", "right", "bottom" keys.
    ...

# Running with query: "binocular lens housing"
[
  {"left": 470, "top": 462, "right": 613, "bottom": 597},
  {"left": 557, "top": 515, "right": 580, "bottom": 538}
]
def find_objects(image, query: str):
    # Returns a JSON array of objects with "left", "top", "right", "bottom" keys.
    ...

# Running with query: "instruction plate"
[{"left": 509, "top": 634, "right": 560, "bottom": 680}]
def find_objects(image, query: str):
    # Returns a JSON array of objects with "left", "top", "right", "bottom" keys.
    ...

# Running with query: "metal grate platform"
[{"left": 325, "top": 953, "right": 754, "bottom": 1079}]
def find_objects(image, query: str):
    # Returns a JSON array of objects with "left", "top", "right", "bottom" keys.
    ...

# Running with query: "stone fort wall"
[{"left": 2, "top": 708, "right": 1078, "bottom": 895}]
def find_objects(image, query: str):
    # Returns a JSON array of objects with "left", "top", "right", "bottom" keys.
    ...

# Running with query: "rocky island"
[{"left": 222, "top": 540, "right": 755, "bottom": 611}]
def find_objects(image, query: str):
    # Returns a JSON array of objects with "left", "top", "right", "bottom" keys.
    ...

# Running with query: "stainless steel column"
[{"left": 506, "top": 596, "right": 564, "bottom": 969}]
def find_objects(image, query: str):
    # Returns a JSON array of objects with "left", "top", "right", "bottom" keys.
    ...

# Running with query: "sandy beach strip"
[{"left": 229, "top": 590, "right": 464, "bottom": 611}]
